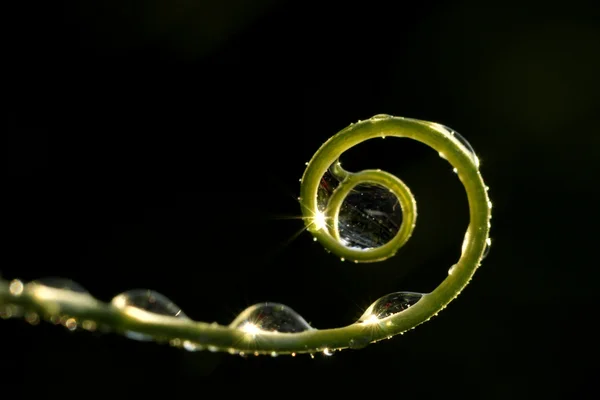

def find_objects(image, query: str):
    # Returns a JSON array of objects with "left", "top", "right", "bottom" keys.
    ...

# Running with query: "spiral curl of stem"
[{"left": 0, "top": 115, "right": 491, "bottom": 356}]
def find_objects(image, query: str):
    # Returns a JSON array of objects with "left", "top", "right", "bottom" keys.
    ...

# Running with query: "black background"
[{"left": 4, "top": 0, "right": 599, "bottom": 396}]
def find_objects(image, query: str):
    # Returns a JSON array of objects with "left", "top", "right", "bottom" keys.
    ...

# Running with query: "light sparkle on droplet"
[
  {"left": 312, "top": 211, "right": 327, "bottom": 231},
  {"left": 361, "top": 314, "right": 380, "bottom": 325}
]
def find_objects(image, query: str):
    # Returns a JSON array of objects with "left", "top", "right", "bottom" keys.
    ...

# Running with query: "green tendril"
[{"left": 0, "top": 114, "right": 492, "bottom": 356}]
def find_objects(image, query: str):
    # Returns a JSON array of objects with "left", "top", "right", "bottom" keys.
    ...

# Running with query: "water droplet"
[
  {"left": 0, "top": 304, "right": 22, "bottom": 319},
  {"left": 183, "top": 341, "right": 204, "bottom": 352},
  {"left": 482, "top": 237, "right": 492, "bottom": 259},
  {"left": 62, "top": 318, "right": 77, "bottom": 330},
  {"left": 370, "top": 114, "right": 391, "bottom": 120},
  {"left": 25, "top": 311, "right": 40, "bottom": 325},
  {"left": 448, "top": 264, "right": 457, "bottom": 275},
  {"left": 31, "top": 277, "right": 88, "bottom": 294},
  {"left": 323, "top": 348, "right": 334, "bottom": 356},
  {"left": 82, "top": 320, "right": 97, "bottom": 331},
  {"left": 229, "top": 302, "right": 313, "bottom": 333},
  {"left": 9, "top": 280, "right": 24, "bottom": 296},
  {"left": 449, "top": 130, "right": 479, "bottom": 167},
  {"left": 359, "top": 292, "right": 424, "bottom": 321},
  {"left": 338, "top": 183, "right": 402, "bottom": 250},
  {"left": 348, "top": 337, "right": 370, "bottom": 349},
  {"left": 111, "top": 289, "right": 188, "bottom": 341},
  {"left": 270, "top": 351, "right": 278, "bottom": 358}
]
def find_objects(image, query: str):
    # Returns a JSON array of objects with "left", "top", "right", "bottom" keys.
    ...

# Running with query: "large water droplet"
[
  {"left": 229, "top": 302, "right": 313, "bottom": 333},
  {"left": 338, "top": 183, "right": 402, "bottom": 250},
  {"left": 31, "top": 277, "right": 88, "bottom": 294},
  {"left": 359, "top": 292, "right": 424, "bottom": 322},
  {"left": 111, "top": 289, "right": 188, "bottom": 341}
]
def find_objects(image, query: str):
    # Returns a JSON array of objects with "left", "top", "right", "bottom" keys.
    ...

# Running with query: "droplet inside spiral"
[{"left": 337, "top": 183, "right": 402, "bottom": 250}]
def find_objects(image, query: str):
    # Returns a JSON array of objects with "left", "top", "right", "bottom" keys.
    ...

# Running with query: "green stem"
[{"left": 0, "top": 115, "right": 491, "bottom": 355}]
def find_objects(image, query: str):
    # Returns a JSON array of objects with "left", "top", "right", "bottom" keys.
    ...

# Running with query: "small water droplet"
[
  {"left": 310, "top": 353, "right": 315, "bottom": 359},
  {"left": 31, "top": 277, "right": 88, "bottom": 294},
  {"left": 438, "top": 152, "right": 447, "bottom": 160},
  {"left": 183, "top": 341, "right": 204, "bottom": 352},
  {"left": 65, "top": 317, "right": 78, "bottom": 331},
  {"left": 482, "top": 237, "right": 492, "bottom": 259},
  {"left": 229, "top": 302, "right": 313, "bottom": 333},
  {"left": 448, "top": 264, "right": 457, "bottom": 275},
  {"left": 270, "top": 351, "right": 278, "bottom": 357},
  {"left": 25, "top": 311, "right": 40, "bottom": 325},
  {"left": 428, "top": 123, "right": 479, "bottom": 167},
  {"left": 82, "top": 320, "right": 97, "bottom": 331},
  {"left": 111, "top": 289, "right": 188, "bottom": 341},
  {"left": 348, "top": 337, "right": 370, "bottom": 349},
  {"left": 9, "top": 280, "right": 24, "bottom": 296},
  {"left": 338, "top": 183, "right": 402, "bottom": 250},
  {"left": 370, "top": 114, "right": 391, "bottom": 120},
  {"left": 323, "top": 348, "right": 334, "bottom": 356},
  {"left": 359, "top": 292, "right": 424, "bottom": 321},
  {"left": 0, "top": 304, "right": 21, "bottom": 319}
]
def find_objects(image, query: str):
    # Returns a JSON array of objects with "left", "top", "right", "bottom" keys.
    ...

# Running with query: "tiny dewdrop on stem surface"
[{"left": 0, "top": 114, "right": 492, "bottom": 356}]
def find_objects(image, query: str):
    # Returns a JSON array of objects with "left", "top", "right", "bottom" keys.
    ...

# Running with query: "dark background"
[{"left": 4, "top": 0, "right": 598, "bottom": 396}]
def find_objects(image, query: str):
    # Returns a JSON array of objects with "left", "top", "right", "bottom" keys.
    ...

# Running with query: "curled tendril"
[{"left": 0, "top": 115, "right": 491, "bottom": 356}]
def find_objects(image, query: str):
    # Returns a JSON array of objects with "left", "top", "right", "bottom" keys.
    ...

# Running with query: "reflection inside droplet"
[
  {"left": 359, "top": 292, "right": 424, "bottom": 322},
  {"left": 316, "top": 164, "right": 341, "bottom": 212},
  {"left": 338, "top": 183, "right": 402, "bottom": 250},
  {"left": 230, "top": 302, "right": 313, "bottom": 334},
  {"left": 111, "top": 289, "right": 188, "bottom": 341}
]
